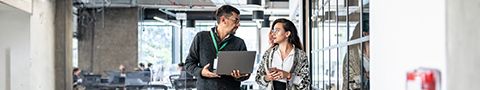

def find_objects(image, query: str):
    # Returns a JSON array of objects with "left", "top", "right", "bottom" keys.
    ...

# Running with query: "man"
[
  {"left": 144, "top": 63, "right": 152, "bottom": 71},
  {"left": 73, "top": 68, "right": 82, "bottom": 88},
  {"left": 184, "top": 5, "right": 250, "bottom": 90},
  {"left": 136, "top": 63, "right": 145, "bottom": 71},
  {"left": 118, "top": 64, "right": 127, "bottom": 77}
]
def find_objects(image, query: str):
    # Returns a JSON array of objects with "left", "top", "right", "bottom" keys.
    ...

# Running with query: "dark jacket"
[{"left": 184, "top": 27, "right": 249, "bottom": 90}]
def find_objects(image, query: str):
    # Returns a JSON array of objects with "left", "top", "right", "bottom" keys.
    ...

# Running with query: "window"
[
  {"left": 138, "top": 21, "right": 177, "bottom": 82},
  {"left": 139, "top": 25, "right": 173, "bottom": 65},
  {"left": 181, "top": 23, "right": 212, "bottom": 61},
  {"left": 309, "top": 0, "right": 370, "bottom": 89}
]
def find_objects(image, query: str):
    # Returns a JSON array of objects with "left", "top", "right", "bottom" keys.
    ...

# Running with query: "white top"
[
  {"left": 363, "top": 56, "right": 370, "bottom": 72},
  {"left": 358, "top": 50, "right": 370, "bottom": 72},
  {"left": 271, "top": 46, "right": 296, "bottom": 83}
]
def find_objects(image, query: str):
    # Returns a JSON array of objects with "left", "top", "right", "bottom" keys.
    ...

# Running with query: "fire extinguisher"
[{"left": 406, "top": 67, "right": 441, "bottom": 90}]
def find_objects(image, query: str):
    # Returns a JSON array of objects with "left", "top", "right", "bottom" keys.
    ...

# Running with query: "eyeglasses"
[
  {"left": 228, "top": 17, "right": 240, "bottom": 24},
  {"left": 271, "top": 29, "right": 283, "bottom": 34}
]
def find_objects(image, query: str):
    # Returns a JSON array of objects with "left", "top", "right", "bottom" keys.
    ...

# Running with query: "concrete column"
[
  {"left": 78, "top": 7, "right": 139, "bottom": 75},
  {"left": 54, "top": 0, "right": 73, "bottom": 90},
  {"left": 446, "top": 0, "right": 480, "bottom": 89}
]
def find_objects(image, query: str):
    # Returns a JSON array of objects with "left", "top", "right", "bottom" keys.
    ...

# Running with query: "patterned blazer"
[{"left": 255, "top": 45, "right": 311, "bottom": 90}]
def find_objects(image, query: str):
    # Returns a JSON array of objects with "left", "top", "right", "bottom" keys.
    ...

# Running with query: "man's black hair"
[
  {"left": 147, "top": 63, "right": 153, "bottom": 67},
  {"left": 73, "top": 67, "right": 80, "bottom": 74},
  {"left": 178, "top": 62, "right": 185, "bottom": 67},
  {"left": 215, "top": 5, "right": 240, "bottom": 23}
]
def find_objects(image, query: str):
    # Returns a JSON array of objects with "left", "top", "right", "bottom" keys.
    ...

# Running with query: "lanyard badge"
[
  {"left": 210, "top": 31, "right": 228, "bottom": 70},
  {"left": 210, "top": 31, "right": 229, "bottom": 55}
]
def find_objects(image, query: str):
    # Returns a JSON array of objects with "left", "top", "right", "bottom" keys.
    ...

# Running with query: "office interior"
[{"left": 0, "top": 0, "right": 479, "bottom": 90}]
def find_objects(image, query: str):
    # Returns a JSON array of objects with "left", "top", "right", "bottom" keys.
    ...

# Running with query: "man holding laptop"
[{"left": 184, "top": 5, "right": 253, "bottom": 90}]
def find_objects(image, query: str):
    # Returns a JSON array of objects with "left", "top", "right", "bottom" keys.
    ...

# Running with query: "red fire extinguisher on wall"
[{"left": 406, "top": 67, "right": 441, "bottom": 90}]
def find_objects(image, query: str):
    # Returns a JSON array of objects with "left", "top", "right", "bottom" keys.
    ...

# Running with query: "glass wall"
[
  {"left": 138, "top": 20, "right": 261, "bottom": 89},
  {"left": 138, "top": 22, "right": 176, "bottom": 83},
  {"left": 310, "top": 0, "right": 369, "bottom": 89}
]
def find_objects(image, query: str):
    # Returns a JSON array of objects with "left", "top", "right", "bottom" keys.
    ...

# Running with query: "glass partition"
[{"left": 310, "top": 0, "right": 369, "bottom": 89}]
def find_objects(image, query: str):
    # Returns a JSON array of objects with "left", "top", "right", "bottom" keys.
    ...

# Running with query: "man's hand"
[
  {"left": 231, "top": 70, "right": 249, "bottom": 79},
  {"left": 201, "top": 64, "right": 220, "bottom": 78}
]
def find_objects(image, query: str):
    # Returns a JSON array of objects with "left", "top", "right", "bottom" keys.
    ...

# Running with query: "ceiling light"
[{"left": 252, "top": 10, "right": 264, "bottom": 21}]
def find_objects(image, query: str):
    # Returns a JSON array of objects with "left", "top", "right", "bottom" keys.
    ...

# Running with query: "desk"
[{"left": 86, "top": 83, "right": 168, "bottom": 90}]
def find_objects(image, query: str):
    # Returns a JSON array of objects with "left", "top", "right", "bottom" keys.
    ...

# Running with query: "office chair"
[{"left": 169, "top": 74, "right": 196, "bottom": 90}]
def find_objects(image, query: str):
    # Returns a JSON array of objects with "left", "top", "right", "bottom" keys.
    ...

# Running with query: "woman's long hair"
[{"left": 271, "top": 18, "right": 303, "bottom": 50}]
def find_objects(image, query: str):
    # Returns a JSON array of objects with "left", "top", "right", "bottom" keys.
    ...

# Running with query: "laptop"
[
  {"left": 126, "top": 71, "right": 151, "bottom": 82},
  {"left": 215, "top": 51, "right": 256, "bottom": 75},
  {"left": 83, "top": 74, "right": 101, "bottom": 86}
]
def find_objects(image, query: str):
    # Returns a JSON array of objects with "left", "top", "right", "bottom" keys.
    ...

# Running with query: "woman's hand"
[
  {"left": 272, "top": 69, "right": 291, "bottom": 80},
  {"left": 265, "top": 71, "right": 276, "bottom": 81},
  {"left": 265, "top": 68, "right": 278, "bottom": 81}
]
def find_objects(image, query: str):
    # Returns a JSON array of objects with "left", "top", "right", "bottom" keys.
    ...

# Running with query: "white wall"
[
  {"left": 446, "top": 0, "right": 480, "bottom": 89},
  {"left": 0, "top": 43, "right": 4, "bottom": 90},
  {"left": 0, "top": 0, "right": 32, "bottom": 13},
  {"left": 29, "top": 0, "right": 56, "bottom": 89},
  {"left": 0, "top": 2, "right": 32, "bottom": 90},
  {"left": 0, "top": 0, "right": 56, "bottom": 90},
  {"left": 0, "top": 39, "right": 6, "bottom": 90},
  {"left": 371, "top": 0, "right": 447, "bottom": 90}
]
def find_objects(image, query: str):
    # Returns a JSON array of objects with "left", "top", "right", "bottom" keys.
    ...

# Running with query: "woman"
[{"left": 255, "top": 18, "right": 310, "bottom": 90}]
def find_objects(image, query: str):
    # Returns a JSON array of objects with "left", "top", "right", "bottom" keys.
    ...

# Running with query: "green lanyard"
[{"left": 210, "top": 31, "right": 229, "bottom": 55}]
